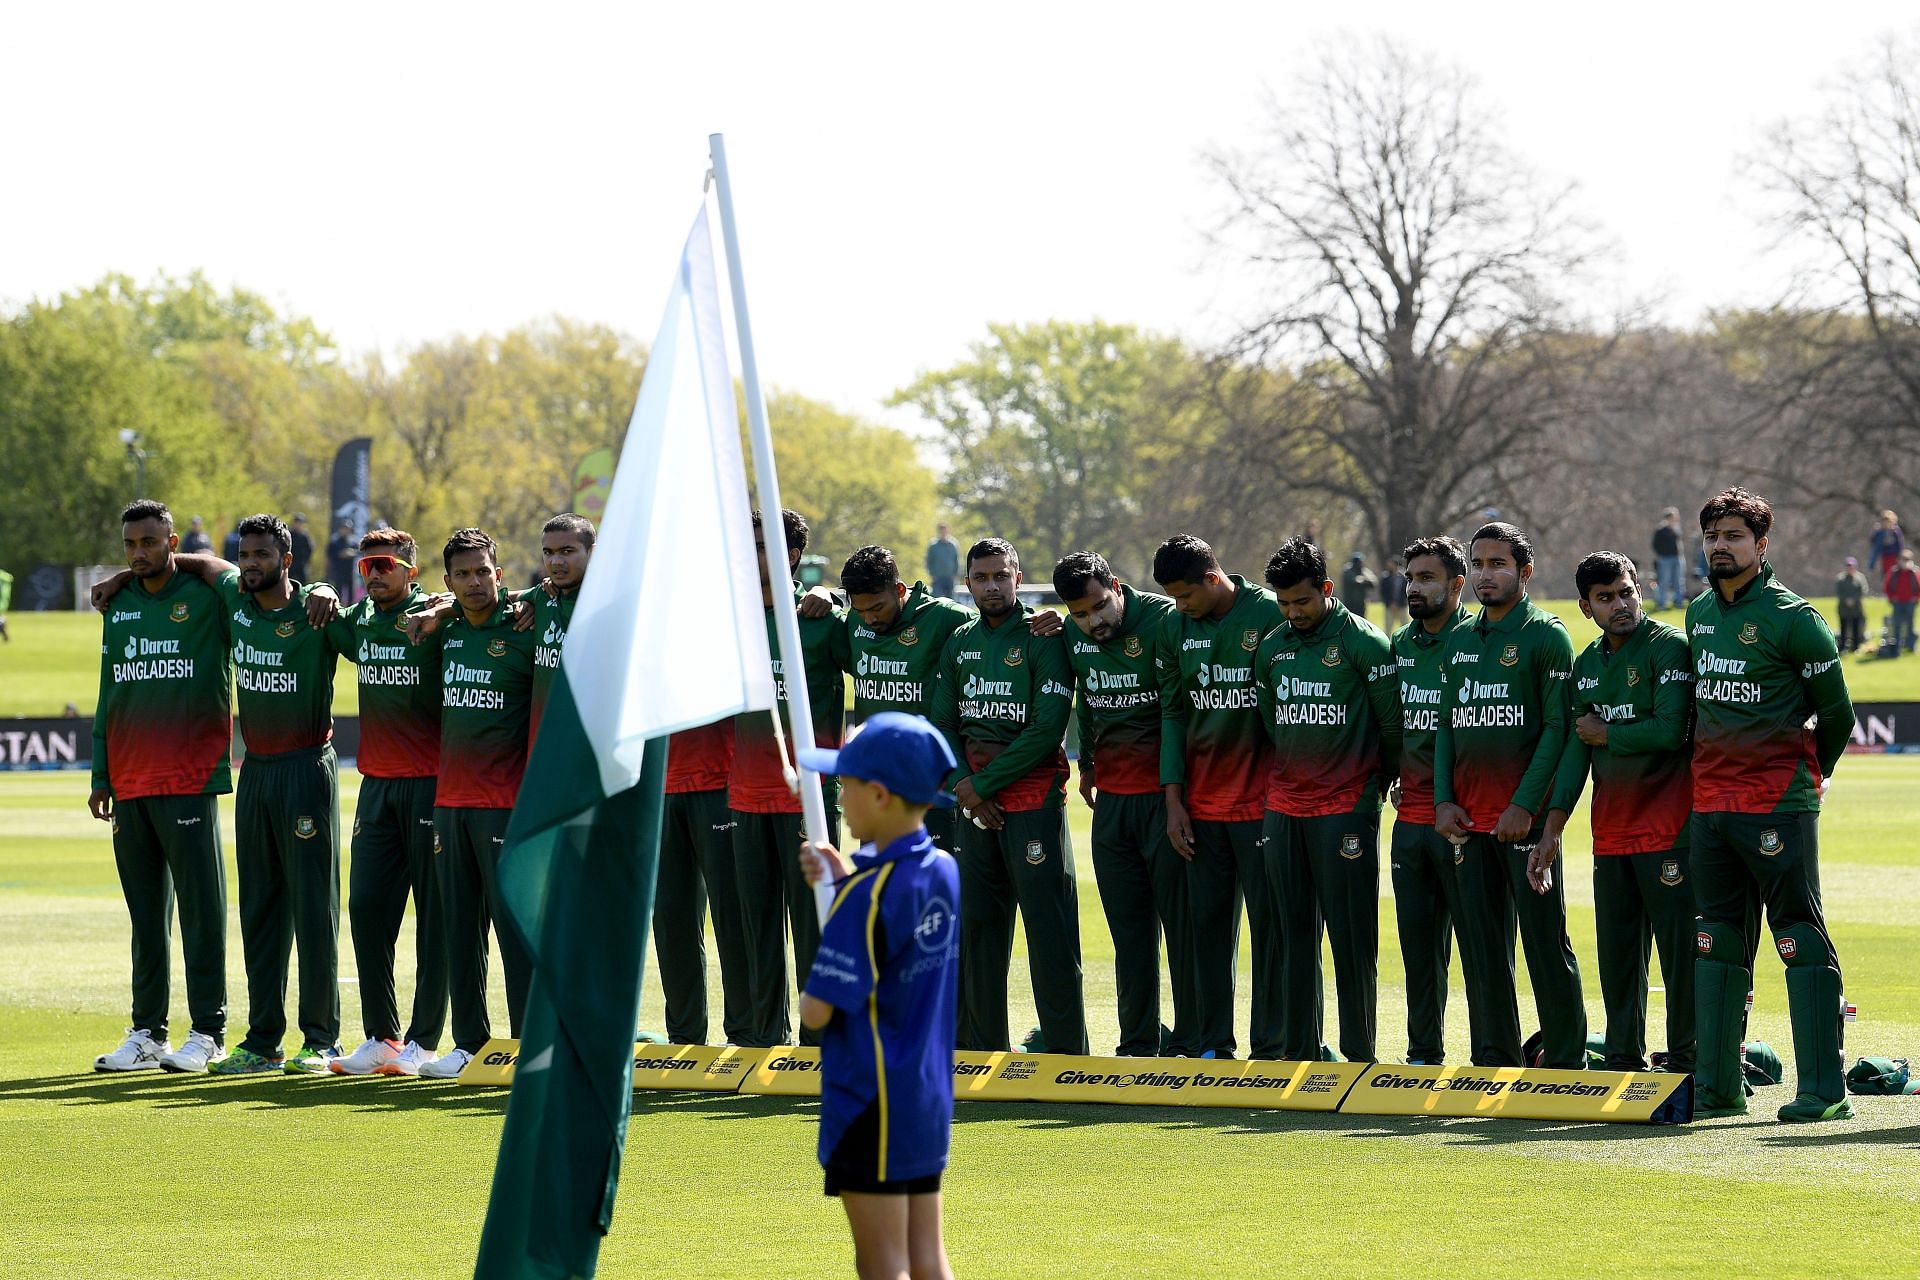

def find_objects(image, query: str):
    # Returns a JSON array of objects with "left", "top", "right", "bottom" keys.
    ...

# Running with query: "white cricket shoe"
[
  {"left": 418, "top": 1047, "right": 473, "bottom": 1080},
  {"left": 160, "top": 1031, "right": 224, "bottom": 1073},
  {"left": 95, "top": 1028, "right": 169, "bottom": 1073},
  {"left": 330, "top": 1037, "right": 403, "bottom": 1075},
  {"left": 374, "top": 1041, "right": 435, "bottom": 1077}
]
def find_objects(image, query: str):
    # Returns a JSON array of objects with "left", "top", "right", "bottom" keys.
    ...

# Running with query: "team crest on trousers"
[
  {"left": 1660, "top": 858, "right": 1683, "bottom": 886},
  {"left": 433, "top": 831, "right": 443, "bottom": 855},
  {"left": 169, "top": 602, "right": 190, "bottom": 623},
  {"left": 1454, "top": 845, "right": 1465, "bottom": 866},
  {"left": 1499, "top": 644, "right": 1520, "bottom": 667},
  {"left": 294, "top": 816, "right": 317, "bottom": 840},
  {"left": 1123, "top": 634, "right": 1144, "bottom": 658},
  {"left": 1025, "top": 840, "right": 1046, "bottom": 865},
  {"left": 1340, "top": 833, "right": 1363, "bottom": 859},
  {"left": 1241, "top": 628, "right": 1260, "bottom": 652},
  {"left": 1759, "top": 828, "right": 1782, "bottom": 856},
  {"left": 898, "top": 626, "right": 919, "bottom": 647}
]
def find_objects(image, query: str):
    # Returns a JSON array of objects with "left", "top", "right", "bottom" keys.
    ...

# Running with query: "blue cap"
[{"left": 798, "top": 712, "right": 958, "bottom": 807}]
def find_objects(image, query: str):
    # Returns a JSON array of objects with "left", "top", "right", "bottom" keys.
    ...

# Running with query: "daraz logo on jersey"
[
  {"left": 542, "top": 622, "right": 563, "bottom": 645},
  {"left": 857, "top": 652, "right": 911, "bottom": 678}
]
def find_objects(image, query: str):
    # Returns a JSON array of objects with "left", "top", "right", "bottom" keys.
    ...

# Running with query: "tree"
[
  {"left": 762, "top": 390, "right": 940, "bottom": 579},
  {"left": 1203, "top": 37, "right": 1604, "bottom": 566}
]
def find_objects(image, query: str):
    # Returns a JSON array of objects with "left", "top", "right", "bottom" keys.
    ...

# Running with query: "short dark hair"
[
  {"left": 542, "top": 512, "right": 596, "bottom": 549},
  {"left": 752, "top": 508, "right": 808, "bottom": 556},
  {"left": 1574, "top": 551, "right": 1638, "bottom": 599},
  {"left": 443, "top": 526, "right": 498, "bottom": 570},
  {"left": 120, "top": 499, "right": 172, "bottom": 530},
  {"left": 236, "top": 513, "right": 292, "bottom": 560},
  {"left": 1402, "top": 535, "right": 1466, "bottom": 579},
  {"left": 967, "top": 537, "right": 1018, "bottom": 572},
  {"left": 840, "top": 544, "right": 900, "bottom": 596},
  {"left": 1699, "top": 487, "right": 1772, "bottom": 540},
  {"left": 1152, "top": 534, "right": 1219, "bottom": 587},
  {"left": 360, "top": 527, "right": 417, "bottom": 563},
  {"left": 1263, "top": 537, "right": 1326, "bottom": 592},
  {"left": 1052, "top": 551, "right": 1116, "bottom": 601},
  {"left": 1469, "top": 521, "right": 1534, "bottom": 569}
]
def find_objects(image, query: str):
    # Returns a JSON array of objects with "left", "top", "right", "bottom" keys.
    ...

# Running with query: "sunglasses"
[{"left": 356, "top": 554, "right": 415, "bottom": 576}]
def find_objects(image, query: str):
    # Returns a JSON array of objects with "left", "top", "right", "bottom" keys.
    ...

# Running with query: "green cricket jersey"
[
  {"left": 1391, "top": 604, "right": 1474, "bottom": 827},
  {"left": 326, "top": 585, "right": 442, "bottom": 779},
  {"left": 931, "top": 604, "right": 1075, "bottom": 811},
  {"left": 437, "top": 599, "right": 538, "bottom": 808},
  {"left": 214, "top": 572, "right": 344, "bottom": 759},
  {"left": 1255, "top": 598, "right": 1402, "bottom": 817},
  {"left": 92, "top": 569, "right": 234, "bottom": 798},
  {"left": 1064, "top": 585, "right": 1175, "bottom": 796},
  {"left": 732, "top": 584, "right": 850, "bottom": 814},
  {"left": 846, "top": 581, "right": 972, "bottom": 721},
  {"left": 1433, "top": 595, "right": 1574, "bottom": 832},
  {"left": 1686, "top": 561, "right": 1853, "bottom": 814},
  {"left": 1157, "top": 576, "right": 1283, "bottom": 823},
  {"left": 523, "top": 586, "right": 578, "bottom": 748},
  {"left": 1547, "top": 616, "right": 1694, "bottom": 854}
]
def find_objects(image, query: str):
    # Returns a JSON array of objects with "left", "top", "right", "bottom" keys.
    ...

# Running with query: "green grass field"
[{"left": 3, "top": 764, "right": 1918, "bottom": 1276}]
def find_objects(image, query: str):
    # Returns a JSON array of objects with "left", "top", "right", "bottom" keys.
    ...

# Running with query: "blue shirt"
[{"left": 803, "top": 827, "right": 960, "bottom": 1182}]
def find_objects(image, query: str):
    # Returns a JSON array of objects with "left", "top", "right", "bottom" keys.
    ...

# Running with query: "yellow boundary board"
[{"left": 459, "top": 1041, "right": 1690, "bottom": 1124}]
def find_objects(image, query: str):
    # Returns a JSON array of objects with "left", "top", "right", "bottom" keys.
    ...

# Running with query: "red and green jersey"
[
  {"left": 1064, "top": 586, "right": 1174, "bottom": 796},
  {"left": 1548, "top": 616, "right": 1693, "bottom": 854},
  {"left": 845, "top": 582, "right": 972, "bottom": 722},
  {"left": 731, "top": 585, "right": 850, "bottom": 814},
  {"left": 1434, "top": 596, "right": 1574, "bottom": 832},
  {"left": 214, "top": 572, "right": 343, "bottom": 759},
  {"left": 1157, "top": 576, "right": 1282, "bottom": 823},
  {"left": 1255, "top": 598, "right": 1402, "bottom": 817},
  {"left": 326, "top": 585, "right": 442, "bottom": 780},
  {"left": 666, "top": 719, "right": 734, "bottom": 795},
  {"left": 930, "top": 604, "right": 1075, "bottom": 811},
  {"left": 1391, "top": 604, "right": 1474, "bottom": 827},
  {"left": 522, "top": 586, "right": 579, "bottom": 749},
  {"left": 92, "top": 569, "right": 233, "bottom": 799},
  {"left": 436, "top": 600, "right": 537, "bottom": 809},
  {"left": 1687, "top": 562, "right": 1853, "bottom": 814}
]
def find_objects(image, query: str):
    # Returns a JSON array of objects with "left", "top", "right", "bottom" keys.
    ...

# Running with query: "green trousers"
[
  {"left": 1451, "top": 828, "right": 1587, "bottom": 1068},
  {"left": 1189, "top": 818, "right": 1284, "bottom": 1058},
  {"left": 1593, "top": 849, "right": 1697, "bottom": 1072},
  {"left": 1091, "top": 790, "right": 1199, "bottom": 1055},
  {"left": 437, "top": 805, "right": 532, "bottom": 1053},
  {"left": 349, "top": 775, "right": 446, "bottom": 1047},
  {"left": 652, "top": 789, "right": 750, "bottom": 1045},
  {"left": 1388, "top": 821, "right": 1460, "bottom": 1063},
  {"left": 1264, "top": 808, "right": 1379, "bottom": 1063},
  {"left": 732, "top": 808, "right": 840, "bottom": 1048},
  {"left": 956, "top": 805, "right": 1088, "bottom": 1055},
  {"left": 112, "top": 793, "right": 227, "bottom": 1043},
  {"left": 234, "top": 747, "right": 341, "bottom": 1056}
]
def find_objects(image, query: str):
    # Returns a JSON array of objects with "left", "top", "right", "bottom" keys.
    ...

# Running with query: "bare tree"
[{"left": 1203, "top": 37, "right": 1608, "bottom": 565}]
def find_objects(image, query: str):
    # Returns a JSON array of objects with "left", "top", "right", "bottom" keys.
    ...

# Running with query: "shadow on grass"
[{"left": 0, "top": 1070, "right": 514, "bottom": 1115}]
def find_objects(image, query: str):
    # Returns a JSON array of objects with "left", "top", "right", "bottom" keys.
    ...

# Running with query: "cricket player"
[
  {"left": 1433, "top": 522, "right": 1587, "bottom": 1069},
  {"left": 525, "top": 513, "right": 593, "bottom": 749},
  {"left": 797, "top": 714, "right": 961, "bottom": 1280},
  {"left": 1388, "top": 536, "right": 1478, "bottom": 1065},
  {"left": 422, "top": 527, "right": 539, "bottom": 1079},
  {"left": 1256, "top": 537, "right": 1401, "bottom": 1064},
  {"left": 1053, "top": 551, "right": 1198, "bottom": 1057},
  {"left": 1152, "top": 534, "right": 1284, "bottom": 1059},
  {"left": 731, "top": 508, "right": 850, "bottom": 1048},
  {"left": 1687, "top": 488, "right": 1855, "bottom": 1121},
  {"left": 323, "top": 529, "right": 450, "bottom": 1076},
  {"left": 1541, "top": 552, "right": 1696, "bottom": 1075},
  {"left": 654, "top": 719, "right": 748, "bottom": 1046},
  {"left": 87, "top": 500, "right": 234, "bottom": 1073},
  {"left": 930, "top": 537, "right": 1086, "bottom": 1055}
]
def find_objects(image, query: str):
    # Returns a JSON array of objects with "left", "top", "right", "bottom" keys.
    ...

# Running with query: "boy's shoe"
[
  {"left": 160, "top": 1031, "right": 225, "bottom": 1074},
  {"left": 1778, "top": 1094, "right": 1854, "bottom": 1123},
  {"left": 374, "top": 1041, "right": 435, "bottom": 1077},
  {"left": 331, "top": 1038, "right": 403, "bottom": 1075},
  {"left": 209, "top": 1047, "right": 285, "bottom": 1075},
  {"left": 419, "top": 1047, "right": 473, "bottom": 1080},
  {"left": 95, "top": 1028, "right": 169, "bottom": 1073},
  {"left": 285, "top": 1044, "right": 344, "bottom": 1075}
]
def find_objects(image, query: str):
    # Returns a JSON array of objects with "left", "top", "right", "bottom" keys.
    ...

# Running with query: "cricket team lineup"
[{"left": 85, "top": 483, "right": 1854, "bottom": 1125}]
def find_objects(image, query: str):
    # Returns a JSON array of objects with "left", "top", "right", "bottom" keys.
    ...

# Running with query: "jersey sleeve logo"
[
  {"left": 488, "top": 638, "right": 508, "bottom": 658},
  {"left": 1499, "top": 644, "right": 1519, "bottom": 667},
  {"left": 1738, "top": 622, "right": 1760, "bottom": 645},
  {"left": 169, "top": 602, "right": 190, "bottom": 623},
  {"left": 1123, "top": 634, "right": 1143, "bottom": 658},
  {"left": 275, "top": 621, "right": 299, "bottom": 638},
  {"left": 1004, "top": 646, "right": 1024, "bottom": 667},
  {"left": 899, "top": 625, "right": 919, "bottom": 647},
  {"left": 1241, "top": 628, "right": 1260, "bottom": 652}
]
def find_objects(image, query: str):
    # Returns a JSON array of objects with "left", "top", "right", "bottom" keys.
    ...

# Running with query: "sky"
[{"left": 3, "top": 2, "right": 1910, "bottom": 426}]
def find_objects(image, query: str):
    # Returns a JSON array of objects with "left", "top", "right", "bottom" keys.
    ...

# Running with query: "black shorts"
[
  {"left": 823, "top": 1168, "right": 942, "bottom": 1197},
  {"left": 821, "top": 1099, "right": 944, "bottom": 1197}
]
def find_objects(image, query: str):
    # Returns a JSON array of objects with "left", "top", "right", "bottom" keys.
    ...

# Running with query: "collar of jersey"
[
  {"left": 370, "top": 585, "right": 425, "bottom": 618},
  {"left": 1708, "top": 560, "right": 1775, "bottom": 611},
  {"left": 1474, "top": 595, "right": 1536, "bottom": 635},
  {"left": 851, "top": 828, "right": 937, "bottom": 869},
  {"left": 1283, "top": 596, "right": 1348, "bottom": 647},
  {"left": 1595, "top": 614, "right": 1656, "bottom": 663}
]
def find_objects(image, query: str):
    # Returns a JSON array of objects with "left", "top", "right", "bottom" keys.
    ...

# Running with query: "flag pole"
[{"left": 708, "top": 132, "right": 837, "bottom": 922}]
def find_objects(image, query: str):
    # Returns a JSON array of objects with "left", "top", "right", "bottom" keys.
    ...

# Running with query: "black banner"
[
  {"left": 329, "top": 436, "right": 373, "bottom": 600},
  {"left": 1, "top": 718, "right": 362, "bottom": 770},
  {"left": 1848, "top": 702, "right": 1920, "bottom": 752}
]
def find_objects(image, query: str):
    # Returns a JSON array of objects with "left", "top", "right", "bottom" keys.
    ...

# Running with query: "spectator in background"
[
  {"left": 181, "top": 515, "right": 212, "bottom": 555},
  {"left": 1379, "top": 557, "right": 1408, "bottom": 630},
  {"left": 1835, "top": 557, "right": 1869, "bottom": 653},
  {"left": 1868, "top": 509, "right": 1904, "bottom": 589},
  {"left": 222, "top": 520, "right": 243, "bottom": 562},
  {"left": 1650, "top": 507, "right": 1684, "bottom": 610},
  {"left": 326, "top": 519, "right": 357, "bottom": 597},
  {"left": 1301, "top": 518, "right": 1323, "bottom": 548},
  {"left": 288, "top": 514, "right": 313, "bottom": 582},
  {"left": 1339, "top": 553, "right": 1376, "bottom": 619},
  {"left": 925, "top": 522, "right": 960, "bottom": 599},
  {"left": 1888, "top": 549, "right": 1920, "bottom": 655}
]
